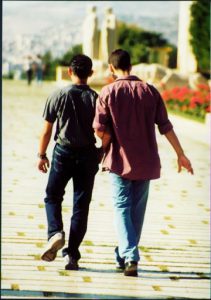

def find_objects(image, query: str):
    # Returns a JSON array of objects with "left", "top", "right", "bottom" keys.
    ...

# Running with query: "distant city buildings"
[{"left": 3, "top": 19, "right": 82, "bottom": 78}]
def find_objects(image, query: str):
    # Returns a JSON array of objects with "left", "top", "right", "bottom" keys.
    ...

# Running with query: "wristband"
[{"left": 38, "top": 153, "right": 47, "bottom": 159}]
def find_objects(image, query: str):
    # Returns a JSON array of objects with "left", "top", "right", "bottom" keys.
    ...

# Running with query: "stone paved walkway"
[{"left": 1, "top": 80, "right": 210, "bottom": 299}]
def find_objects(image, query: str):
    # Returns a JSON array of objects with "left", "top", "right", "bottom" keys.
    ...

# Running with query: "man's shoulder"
[
  {"left": 46, "top": 85, "right": 73, "bottom": 106},
  {"left": 100, "top": 78, "right": 148, "bottom": 91},
  {"left": 100, "top": 81, "right": 117, "bottom": 94},
  {"left": 144, "top": 82, "right": 161, "bottom": 97},
  {"left": 47, "top": 87, "right": 62, "bottom": 101},
  {"left": 49, "top": 84, "right": 71, "bottom": 96},
  {"left": 87, "top": 87, "right": 98, "bottom": 98},
  {"left": 60, "top": 84, "right": 74, "bottom": 95},
  {"left": 65, "top": 85, "right": 98, "bottom": 98}
]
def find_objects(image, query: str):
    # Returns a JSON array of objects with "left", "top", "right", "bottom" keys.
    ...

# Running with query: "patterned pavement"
[{"left": 1, "top": 80, "right": 210, "bottom": 299}]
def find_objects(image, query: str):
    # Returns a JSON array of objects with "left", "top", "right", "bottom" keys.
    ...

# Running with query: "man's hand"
[
  {"left": 37, "top": 121, "right": 53, "bottom": 173},
  {"left": 38, "top": 158, "right": 50, "bottom": 173},
  {"left": 177, "top": 154, "right": 194, "bottom": 175}
]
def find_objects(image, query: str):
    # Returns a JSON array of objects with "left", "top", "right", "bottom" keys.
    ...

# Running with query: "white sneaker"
[{"left": 41, "top": 232, "right": 65, "bottom": 262}]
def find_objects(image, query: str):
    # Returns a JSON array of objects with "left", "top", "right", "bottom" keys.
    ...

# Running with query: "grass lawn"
[{"left": 167, "top": 108, "right": 206, "bottom": 124}]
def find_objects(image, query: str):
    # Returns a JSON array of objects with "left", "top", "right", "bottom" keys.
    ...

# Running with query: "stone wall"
[{"left": 132, "top": 63, "right": 209, "bottom": 91}]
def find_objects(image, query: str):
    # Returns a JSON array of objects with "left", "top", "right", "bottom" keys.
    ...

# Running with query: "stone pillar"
[{"left": 177, "top": 1, "right": 197, "bottom": 74}]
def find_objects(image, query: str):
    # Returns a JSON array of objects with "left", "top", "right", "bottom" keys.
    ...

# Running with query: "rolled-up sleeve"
[
  {"left": 93, "top": 89, "right": 110, "bottom": 132},
  {"left": 155, "top": 90, "right": 173, "bottom": 135}
]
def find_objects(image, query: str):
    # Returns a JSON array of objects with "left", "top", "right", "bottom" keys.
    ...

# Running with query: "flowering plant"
[{"left": 161, "top": 84, "right": 210, "bottom": 120}]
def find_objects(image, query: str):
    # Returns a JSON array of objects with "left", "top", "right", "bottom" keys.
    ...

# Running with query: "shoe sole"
[
  {"left": 124, "top": 266, "right": 138, "bottom": 277},
  {"left": 124, "top": 270, "right": 138, "bottom": 276},
  {"left": 41, "top": 238, "right": 65, "bottom": 262},
  {"left": 65, "top": 264, "right": 79, "bottom": 271}
]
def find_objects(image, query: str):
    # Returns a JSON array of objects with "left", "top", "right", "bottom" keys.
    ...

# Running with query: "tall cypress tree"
[{"left": 189, "top": 0, "right": 210, "bottom": 75}]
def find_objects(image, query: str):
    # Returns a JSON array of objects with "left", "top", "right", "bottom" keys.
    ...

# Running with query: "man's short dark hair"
[
  {"left": 108, "top": 49, "right": 131, "bottom": 71},
  {"left": 70, "top": 54, "right": 92, "bottom": 79}
]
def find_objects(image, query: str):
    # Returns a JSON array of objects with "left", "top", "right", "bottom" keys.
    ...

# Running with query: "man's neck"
[
  {"left": 114, "top": 70, "right": 130, "bottom": 77},
  {"left": 72, "top": 77, "right": 88, "bottom": 85}
]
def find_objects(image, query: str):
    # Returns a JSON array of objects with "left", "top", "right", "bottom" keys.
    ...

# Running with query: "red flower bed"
[{"left": 161, "top": 84, "right": 211, "bottom": 119}]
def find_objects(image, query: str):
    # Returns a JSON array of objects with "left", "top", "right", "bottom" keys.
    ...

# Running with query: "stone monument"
[
  {"left": 99, "top": 7, "right": 117, "bottom": 63},
  {"left": 82, "top": 5, "right": 99, "bottom": 60}
]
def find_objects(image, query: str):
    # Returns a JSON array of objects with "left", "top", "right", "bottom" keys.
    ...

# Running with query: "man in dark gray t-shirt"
[
  {"left": 37, "top": 54, "right": 101, "bottom": 270},
  {"left": 43, "top": 83, "right": 98, "bottom": 148}
]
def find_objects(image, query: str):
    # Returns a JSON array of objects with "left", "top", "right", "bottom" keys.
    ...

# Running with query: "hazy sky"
[{"left": 3, "top": 1, "right": 179, "bottom": 37}]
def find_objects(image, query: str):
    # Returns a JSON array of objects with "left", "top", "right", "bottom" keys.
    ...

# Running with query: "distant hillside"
[
  {"left": 3, "top": 1, "right": 179, "bottom": 46},
  {"left": 3, "top": 1, "right": 179, "bottom": 63},
  {"left": 118, "top": 14, "right": 178, "bottom": 45}
]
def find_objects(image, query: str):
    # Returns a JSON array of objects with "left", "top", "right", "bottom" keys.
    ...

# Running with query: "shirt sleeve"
[
  {"left": 92, "top": 89, "right": 110, "bottom": 132},
  {"left": 154, "top": 88, "right": 173, "bottom": 135},
  {"left": 42, "top": 89, "right": 60, "bottom": 123}
]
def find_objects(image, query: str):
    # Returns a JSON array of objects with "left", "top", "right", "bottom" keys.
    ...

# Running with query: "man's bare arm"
[
  {"left": 95, "top": 128, "right": 112, "bottom": 151},
  {"left": 165, "top": 129, "right": 194, "bottom": 174},
  {"left": 38, "top": 121, "right": 53, "bottom": 173}
]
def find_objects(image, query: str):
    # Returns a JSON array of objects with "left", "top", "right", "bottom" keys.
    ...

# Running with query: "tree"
[
  {"left": 59, "top": 44, "right": 83, "bottom": 66},
  {"left": 117, "top": 22, "right": 171, "bottom": 65},
  {"left": 189, "top": 1, "right": 210, "bottom": 75},
  {"left": 42, "top": 51, "right": 59, "bottom": 80},
  {"left": 41, "top": 44, "right": 83, "bottom": 80},
  {"left": 168, "top": 45, "right": 177, "bottom": 69}
]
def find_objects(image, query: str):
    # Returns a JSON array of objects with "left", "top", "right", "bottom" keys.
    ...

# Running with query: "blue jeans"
[
  {"left": 36, "top": 68, "right": 43, "bottom": 82},
  {"left": 110, "top": 172, "right": 150, "bottom": 263},
  {"left": 44, "top": 143, "right": 98, "bottom": 260}
]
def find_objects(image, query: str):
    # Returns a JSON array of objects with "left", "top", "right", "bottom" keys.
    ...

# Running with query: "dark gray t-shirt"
[{"left": 43, "top": 84, "right": 98, "bottom": 148}]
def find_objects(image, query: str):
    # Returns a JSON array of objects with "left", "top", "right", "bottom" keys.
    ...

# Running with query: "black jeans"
[{"left": 44, "top": 143, "right": 99, "bottom": 260}]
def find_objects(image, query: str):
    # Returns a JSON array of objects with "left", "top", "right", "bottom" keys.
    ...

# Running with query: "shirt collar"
[
  {"left": 115, "top": 75, "right": 142, "bottom": 82},
  {"left": 71, "top": 84, "right": 89, "bottom": 89}
]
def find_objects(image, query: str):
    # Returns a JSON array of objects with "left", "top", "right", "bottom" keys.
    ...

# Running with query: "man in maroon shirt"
[{"left": 93, "top": 49, "right": 193, "bottom": 277}]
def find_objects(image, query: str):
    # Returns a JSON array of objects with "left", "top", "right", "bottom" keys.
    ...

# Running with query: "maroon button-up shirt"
[{"left": 93, "top": 75, "right": 173, "bottom": 180}]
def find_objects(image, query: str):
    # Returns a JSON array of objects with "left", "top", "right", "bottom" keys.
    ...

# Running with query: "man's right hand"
[
  {"left": 38, "top": 158, "right": 50, "bottom": 173},
  {"left": 177, "top": 154, "right": 194, "bottom": 175}
]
